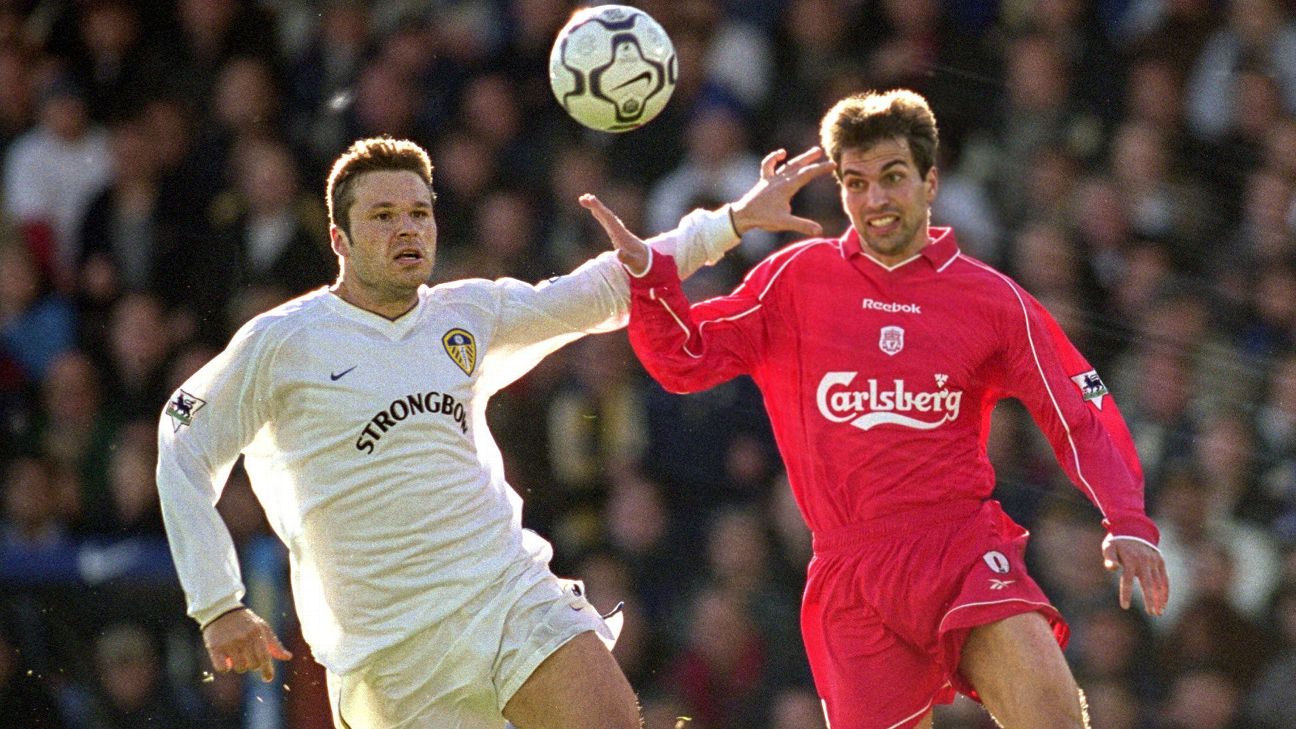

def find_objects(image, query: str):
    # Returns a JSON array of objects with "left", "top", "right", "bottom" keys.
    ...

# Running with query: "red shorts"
[{"left": 801, "top": 500, "right": 1068, "bottom": 729}]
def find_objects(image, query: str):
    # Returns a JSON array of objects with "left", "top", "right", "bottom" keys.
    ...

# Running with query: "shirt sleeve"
[
  {"left": 156, "top": 322, "right": 275, "bottom": 627},
  {"left": 479, "top": 207, "right": 738, "bottom": 394},
  {"left": 624, "top": 250, "right": 765, "bottom": 394},
  {"left": 996, "top": 287, "right": 1159, "bottom": 545}
]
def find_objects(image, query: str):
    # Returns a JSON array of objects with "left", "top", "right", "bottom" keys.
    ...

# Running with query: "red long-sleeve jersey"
[{"left": 628, "top": 227, "right": 1159, "bottom": 545}]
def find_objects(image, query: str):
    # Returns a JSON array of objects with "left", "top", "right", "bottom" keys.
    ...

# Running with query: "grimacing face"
[
  {"left": 838, "top": 137, "right": 937, "bottom": 266},
  {"left": 331, "top": 169, "right": 436, "bottom": 316}
]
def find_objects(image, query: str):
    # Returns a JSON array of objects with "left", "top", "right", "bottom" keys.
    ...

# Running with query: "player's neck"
[
  {"left": 330, "top": 280, "right": 419, "bottom": 321},
  {"left": 863, "top": 232, "right": 930, "bottom": 268}
]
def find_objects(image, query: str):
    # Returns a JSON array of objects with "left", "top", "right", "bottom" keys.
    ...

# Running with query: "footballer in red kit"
[{"left": 588, "top": 89, "right": 1170, "bottom": 728}]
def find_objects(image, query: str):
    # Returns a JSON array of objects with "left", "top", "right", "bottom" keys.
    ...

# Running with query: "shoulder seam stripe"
[
  {"left": 652, "top": 290, "right": 702, "bottom": 359},
  {"left": 755, "top": 240, "right": 831, "bottom": 301},
  {"left": 937, "top": 249, "right": 959, "bottom": 272},
  {"left": 653, "top": 292, "right": 762, "bottom": 359},
  {"left": 958, "top": 254, "right": 1108, "bottom": 518}
]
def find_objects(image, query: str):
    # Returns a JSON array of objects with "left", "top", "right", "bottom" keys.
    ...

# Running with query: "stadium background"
[{"left": 1, "top": 0, "right": 1295, "bottom": 727}]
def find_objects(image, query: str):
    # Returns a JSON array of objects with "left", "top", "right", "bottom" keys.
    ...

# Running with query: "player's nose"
[
  {"left": 397, "top": 214, "right": 422, "bottom": 234},
  {"left": 864, "top": 183, "right": 888, "bottom": 208}
]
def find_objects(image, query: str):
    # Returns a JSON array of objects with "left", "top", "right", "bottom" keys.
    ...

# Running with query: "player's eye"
[{"left": 375, "top": 211, "right": 392, "bottom": 221}]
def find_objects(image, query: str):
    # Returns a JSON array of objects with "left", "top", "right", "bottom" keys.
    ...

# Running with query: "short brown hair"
[
  {"left": 819, "top": 89, "right": 939, "bottom": 178},
  {"left": 326, "top": 137, "right": 434, "bottom": 234}
]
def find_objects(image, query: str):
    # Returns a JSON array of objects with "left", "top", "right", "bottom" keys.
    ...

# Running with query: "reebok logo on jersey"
[
  {"left": 355, "top": 391, "right": 468, "bottom": 453},
  {"left": 816, "top": 372, "right": 962, "bottom": 431},
  {"left": 862, "top": 298, "right": 921, "bottom": 314},
  {"left": 165, "top": 390, "right": 206, "bottom": 432}
]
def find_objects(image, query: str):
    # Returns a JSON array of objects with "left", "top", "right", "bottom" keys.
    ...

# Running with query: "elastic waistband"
[{"left": 812, "top": 500, "right": 985, "bottom": 554}]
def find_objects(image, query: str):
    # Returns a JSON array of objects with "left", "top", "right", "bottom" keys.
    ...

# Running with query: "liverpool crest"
[
  {"left": 443, "top": 328, "right": 477, "bottom": 376},
  {"left": 879, "top": 325, "right": 904, "bottom": 356}
]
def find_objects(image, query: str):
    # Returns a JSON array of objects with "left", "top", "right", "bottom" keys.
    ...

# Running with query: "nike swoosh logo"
[
  {"left": 330, "top": 366, "right": 357, "bottom": 381},
  {"left": 611, "top": 71, "right": 652, "bottom": 90}
]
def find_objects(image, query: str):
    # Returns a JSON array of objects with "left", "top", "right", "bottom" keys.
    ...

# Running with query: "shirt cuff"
[
  {"left": 193, "top": 594, "right": 247, "bottom": 630},
  {"left": 1102, "top": 514, "right": 1160, "bottom": 546},
  {"left": 622, "top": 246, "right": 654, "bottom": 278},
  {"left": 627, "top": 249, "right": 679, "bottom": 289},
  {"left": 697, "top": 206, "right": 743, "bottom": 265}
]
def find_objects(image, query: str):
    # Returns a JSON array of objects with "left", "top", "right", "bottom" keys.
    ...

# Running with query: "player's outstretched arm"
[
  {"left": 582, "top": 146, "right": 835, "bottom": 275},
  {"left": 1101, "top": 535, "right": 1170, "bottom": 616},
  {"left": 202, "top": 607, "right": 293, "bottom": 682}
]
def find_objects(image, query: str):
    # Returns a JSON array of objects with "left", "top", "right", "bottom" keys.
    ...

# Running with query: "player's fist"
[{"left": 202, "top": 607, "right": 293, "bottom": 682}]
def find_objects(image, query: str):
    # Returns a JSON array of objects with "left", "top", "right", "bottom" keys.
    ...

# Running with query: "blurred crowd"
[{"left": 1, "top": 0, "right": 1295, "bottom": 727}]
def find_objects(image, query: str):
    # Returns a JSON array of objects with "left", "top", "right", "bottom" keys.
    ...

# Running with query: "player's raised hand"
[
  {"left": 1101, "top": 535, "right": 1170, "bottom": 617},
  {"left": 580, "top": 193, "right": 651, "bottom": 276},
  {"left": 202, "top": 607, "right": 293, "bottom": 683},
  {"left": 729, "top": 147, "right": 836, "bottom": 236}
]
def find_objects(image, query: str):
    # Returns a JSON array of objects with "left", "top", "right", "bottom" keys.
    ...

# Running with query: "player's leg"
[
  {"left": 502, "top": 631, "right": 639, "bottom": 729},
  {"left": 802, "top": 575, "right": 950, "bottom": 729},
  {"left": 958, "top": 612, "right": 1088, "bottom": 729}
]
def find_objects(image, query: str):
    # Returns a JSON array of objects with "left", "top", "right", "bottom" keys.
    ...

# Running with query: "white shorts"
[{"left": 326, "top": 568, "right": 618, "bottom": 729}]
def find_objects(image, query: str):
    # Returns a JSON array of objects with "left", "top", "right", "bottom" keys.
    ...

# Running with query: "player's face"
[
  {"left": 838, "top": 138, "right": 937, "bottom": 266},
  {"left": 332, "top": 170, "right": 436, "bottom": 316}
]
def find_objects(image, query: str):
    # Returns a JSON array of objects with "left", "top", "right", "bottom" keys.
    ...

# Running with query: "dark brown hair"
[
  {"left": 326, "top": 137, "right": 434, "bottom": 235},
  {"left": 819, "top": 89, "right": 939, "bottom": 178}
]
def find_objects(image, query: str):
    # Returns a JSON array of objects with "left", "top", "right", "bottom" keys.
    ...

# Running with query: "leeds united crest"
[{"left": 443, "top": 328, "right": 477, "bottom": 376}]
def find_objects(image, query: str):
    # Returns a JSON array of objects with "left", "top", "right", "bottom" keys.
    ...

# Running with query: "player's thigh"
[
  {"left": 959, "top": 612, "right": 1082, "bottom": 725},
  {"left": 805, "top": 595, "right": 949, "bottom": 729},
  {"left": 502, "top": 631, "right": 638, "bottom": 729}
]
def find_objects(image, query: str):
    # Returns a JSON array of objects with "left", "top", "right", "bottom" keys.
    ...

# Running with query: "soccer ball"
[{"left": 549, "top": 5, "right": 677, "bottom": 133}]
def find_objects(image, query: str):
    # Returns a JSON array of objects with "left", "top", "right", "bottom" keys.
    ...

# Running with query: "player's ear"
[
  {"left": 329, "top": 225, "right": 349, "bottom": 257},
  {"left": 924, "top": 166, "right": 938, "bottom": 204}
]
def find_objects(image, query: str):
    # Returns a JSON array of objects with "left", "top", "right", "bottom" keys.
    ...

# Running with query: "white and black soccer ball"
[{"left": 548, "top": 4, "right": 677, "bottom": 133}]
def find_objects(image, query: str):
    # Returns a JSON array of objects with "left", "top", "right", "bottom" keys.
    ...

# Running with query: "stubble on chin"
[{"left": 863, "top": 234, "right": 906, "bottom": 259}]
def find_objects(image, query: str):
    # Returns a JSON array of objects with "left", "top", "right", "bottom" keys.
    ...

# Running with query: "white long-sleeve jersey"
[{"left": 156, "top": 208, "right": 737, "bottom": 673}]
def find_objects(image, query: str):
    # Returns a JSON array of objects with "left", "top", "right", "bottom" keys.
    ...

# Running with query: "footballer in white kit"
[
  {"left": 155, "top": 136, "right": 833, "bottom": 728},
  {"left": 157, "top": 211, "right": 737, "bottom": 705}
]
